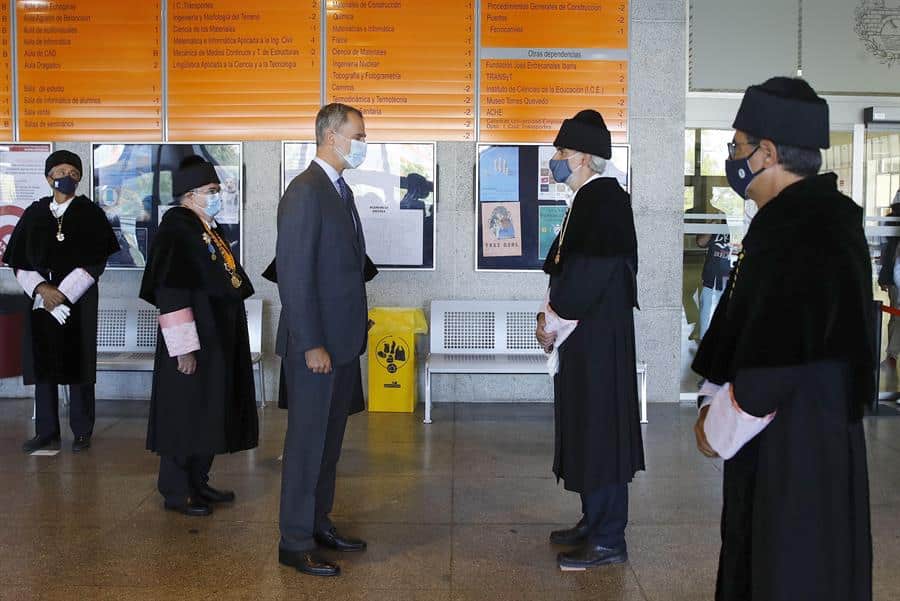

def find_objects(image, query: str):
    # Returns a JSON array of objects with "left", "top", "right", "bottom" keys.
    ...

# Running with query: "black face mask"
[
  {"left": 725, "top": 146, "right": 765, "bottom": 200},
  {"left": 52, "top": 176, "right": 78, "bottom": 196}
]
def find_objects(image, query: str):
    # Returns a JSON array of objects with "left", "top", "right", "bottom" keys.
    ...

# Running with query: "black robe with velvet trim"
[
  {"left": 139, "top": 207, "right": 258, "bottom": 456},
  {"left": 1, "top": 195, "right": 118, "bottom": 385},
  {"left": 692, "top": 173, "right": 873, "bottom": 601},
  {"left": 543, "top": 176, "right": 645, "bottom": 493}
]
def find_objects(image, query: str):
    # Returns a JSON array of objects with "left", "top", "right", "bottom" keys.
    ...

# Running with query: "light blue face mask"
[
  {"left": 335, "top": 132, "right": 367, "bottom": 169},
  {"left": 548, "top": 158, "right": 572, "bottom": 184},
  {"left": 201, "top": 192, "right": 222, "bottom": 217}
]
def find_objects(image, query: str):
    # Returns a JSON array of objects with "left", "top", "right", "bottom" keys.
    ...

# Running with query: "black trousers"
[
  {"left": 280, "top": 358, "right": 359, "bottom": 552},
  {"left": 581, "top": 483, "right": 629, "bottom": 548},
  {"left": 158, "top": 455, "right": 214, "bottom": 504},
  {"left": 34, "top": 383, "right": 95, "bottom": 438}
]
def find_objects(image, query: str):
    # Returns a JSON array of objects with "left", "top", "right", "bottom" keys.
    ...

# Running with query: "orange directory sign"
[
  {"left": 0, "top": 2, "right": 11, "bottom": 140},
  {"left": 481, "top": 1, "right": 627, "bottom": 49},
  {"left": 480, "top": 57, "right": 627, "bottom": 143},
  {"left": 326, "top": 1, "right": 475, "bottom": 141},
  {"left": 479, "top": 0, "right": 629, "bottom": 143},
  {"left": 168, "top": 0, "right": 321, "bottom": 140},
  {"left": 16, "top": 0, "right": 162, "bottom": 141}
]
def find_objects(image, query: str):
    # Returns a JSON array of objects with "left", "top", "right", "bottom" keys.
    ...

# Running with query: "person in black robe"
[
  {"left": 534, "top": 110, "right": 645, "bottom": 571},
  {"left": 139, "top": 156, "right": 258, "bottom": 517},
  {"left": 2, "top": 150, "right": 119, "bottom": 453},
  {"left": 692, "top": 77, "right": 873, "bottom": 601}
]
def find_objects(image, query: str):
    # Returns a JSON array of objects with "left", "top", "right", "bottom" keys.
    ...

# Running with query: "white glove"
[
  {"left": 49, "top": 304, "right": 71, "bottom": 325},
  {"left": 34, "top": 295, "right": 70, "bottom": 325}
]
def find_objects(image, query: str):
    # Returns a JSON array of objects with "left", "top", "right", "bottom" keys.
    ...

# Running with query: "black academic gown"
[
  {"left": 1, "top": 196, "right": 119, "bottom": 384},
  {"left": 543, "top": 177, "right": 645, "bottom": 493},
  {"left": 140, "top": 207, "right": 258, "bottom": 457},
  {"left": 693, "top": 173, "right": 873, "bottom": 601}
]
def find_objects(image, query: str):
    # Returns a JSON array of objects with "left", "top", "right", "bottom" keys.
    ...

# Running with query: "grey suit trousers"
[{"left": 278, "top": 353, "right": 361, "bottom": 551}]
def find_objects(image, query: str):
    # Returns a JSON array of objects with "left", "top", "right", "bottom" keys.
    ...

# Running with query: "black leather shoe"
[
  {"left": 279, "top": 548, "right": 340, "bottom": 577},
  {"left": 550, "top": 517, "right": 589, "bottom": 546},
  {"left": 164, "top": 497, "right": 212, "bottom": 517},
  {"left": 22, "top": 434, "right": 60, "bottom": 453},
  {"left": 558, "top": 543, "right": 628, "bottom": 571},
  {"left": 72, "top": 435, "right": 91, "bottom": 453},
  {"left": 196, "top": 484, "right": 235, "bottom": 504},
  {"left": 314, "top": 527, "right": 367, "bottom": 552}
]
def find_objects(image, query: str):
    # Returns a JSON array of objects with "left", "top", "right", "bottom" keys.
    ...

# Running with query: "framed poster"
[
  {"left": 476, "top": 142, "right": 630, "bottom": 271},
  {"left": 282, "top": 141, "right": 437, "bottom": 270},
  {"left": 0, "top": 143, "right": 53, "bottom": 268},
  {"left": 91, "top": 143, "right": 243, "bottom": 269}
]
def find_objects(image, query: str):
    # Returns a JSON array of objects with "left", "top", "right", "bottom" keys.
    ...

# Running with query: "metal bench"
[
  {"left": 91, "top": 297, "right": 265, "bottom": 405},
  {"left": 424, "top": 300, "right": 647, "bottom": 425}
]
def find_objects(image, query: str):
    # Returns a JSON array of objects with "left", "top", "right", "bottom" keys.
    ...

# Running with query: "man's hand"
[
  {"left": 306, "top": 347, "right": 332, "bottom": 374},
  {"left": 36, "top": 283, "right": 66, "bottom": 311},
  {"left": 535, "top": 313, "right": 557, "bottom": 353},
  {"left": 694, "top": 405, "right": 718, "bottom": 458},
  {"left": 177, "top": 352, "right": 197, "bottom": 375}
]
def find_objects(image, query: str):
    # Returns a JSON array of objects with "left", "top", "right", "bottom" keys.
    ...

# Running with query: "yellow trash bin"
[{"left": 367, "top": 307, "right": 428, "bottom": 413}]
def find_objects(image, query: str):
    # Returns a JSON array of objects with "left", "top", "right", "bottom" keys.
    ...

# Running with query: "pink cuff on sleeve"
[
  {"left": 159, "top": 308, "right": 201, "bottom": 357},
  {"left": 57, "top": 268, "right": 95, "bottom": 304},
  {"left": 703, "top": 383, "right": 774, "bottom": 460},
  {"left": 698, "top": 380, "right": 721, "bottom": 411},
  {"left": 15, "top": 270, "right": 45, "bottom": 298}
]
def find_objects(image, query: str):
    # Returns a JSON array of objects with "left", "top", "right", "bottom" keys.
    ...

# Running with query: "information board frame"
[
  {"left": 475, "top": 141, "right": 630, "bottom": 272},
  {"left": 90, "top": 141, "right": 243, "bottom": 271},
  {"left": 0, "top": 141, "right": 53, "bottom": 269},
  {"left": 281, "top": 140, "right": 438, "bottom": 272}
]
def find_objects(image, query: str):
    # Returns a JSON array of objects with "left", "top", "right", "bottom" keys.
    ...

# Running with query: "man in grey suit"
[{"left": 276, "top": 103, "right": 374, "bottom": 577}]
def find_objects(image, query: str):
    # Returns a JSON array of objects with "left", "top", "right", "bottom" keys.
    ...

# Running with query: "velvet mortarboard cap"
[
  {"left": 552, "top": 109, "right": 612, "bottom": 159},
  {"left": 732, "top": 77, "right": 830, "bottom": 149},
  {"left": 44, "top": 150, "right": 82, "bottom": 176},
  {"left": 172, "top": 155, "right": 220, "bottom": 197}
]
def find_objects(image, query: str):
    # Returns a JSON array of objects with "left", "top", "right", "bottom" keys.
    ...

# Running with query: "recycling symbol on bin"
[{"left": 376, "top": 336, "right": 409, "bottom": 374}]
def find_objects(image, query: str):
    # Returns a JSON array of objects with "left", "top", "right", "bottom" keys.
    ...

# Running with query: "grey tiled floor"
[{"left": 1, "top": 399, "right": 898, "bottom": 600}]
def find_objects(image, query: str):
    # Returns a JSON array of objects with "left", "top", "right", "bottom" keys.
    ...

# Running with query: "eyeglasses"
[
  {"left": 727, "top": 141, "right": 757, "bottom": 160},
  {"left": 190, "top": 187, "right": 221, "bottom": 195},
  {"left": 49, "top": 168, "right": 81, "bottom": 181}
]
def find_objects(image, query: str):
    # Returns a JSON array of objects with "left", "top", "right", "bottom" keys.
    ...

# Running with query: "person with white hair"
[{"left": 535, "top": 109, "right": 644, "bottom": 571}]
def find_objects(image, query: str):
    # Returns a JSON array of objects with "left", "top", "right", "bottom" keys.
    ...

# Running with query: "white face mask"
[{"left": 334, "top": 132, "right": 367, "bottom": 169}]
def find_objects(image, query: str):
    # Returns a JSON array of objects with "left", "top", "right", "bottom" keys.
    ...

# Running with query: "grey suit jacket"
[{"left": 275, "top": 161, "right": 369, "bottom": 366}]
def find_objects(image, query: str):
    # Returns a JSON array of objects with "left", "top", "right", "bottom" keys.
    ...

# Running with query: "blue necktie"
[{"left": 336, "top": 177, "right": 359, "bottom": 234}]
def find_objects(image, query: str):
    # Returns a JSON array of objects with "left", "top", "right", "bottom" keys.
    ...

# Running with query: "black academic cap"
[
  {"left": 172, "top": 155, "right": 220, "bottom": 197},
  {"left": 552, "top": 109, "right": 612, "bottom": 159},
  {"left": 45, "top": 150, "right": 83, "bottom": 176},
  {"left": 732, "top": 77, "right": 830, "bottom": 149}
]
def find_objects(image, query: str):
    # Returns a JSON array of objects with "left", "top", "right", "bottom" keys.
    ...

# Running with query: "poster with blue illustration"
[
  {"left": 478, "top": 145, "right": 519, "bottom": 202},
  {"left": 538, "top": 206, "right": 568, "bottom": 260}
]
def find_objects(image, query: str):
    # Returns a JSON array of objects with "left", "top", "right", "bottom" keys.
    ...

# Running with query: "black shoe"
[
  {"left": 558, "top": 543, "right": 628, "bottom": 571},
  {"left": 550, "top": 517, "right": 589, "bottom": 546},
  {"left": 22, "top": 434, "right": 60, "bottom": 454},
  {"left": 279, "top": 548, "right": 340, "bottom": 577},
  {"left": 164, "top": 497, "right": 213, "bottom": 517},
  {"left": 72, "top": 435, "right": 91, "bottom": 453},
  {"left": 196, "top": 484, "right": 235, "bottom": 504},
  {"left": 314, "top": 527, "right": 367, "bottom": 552}
]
